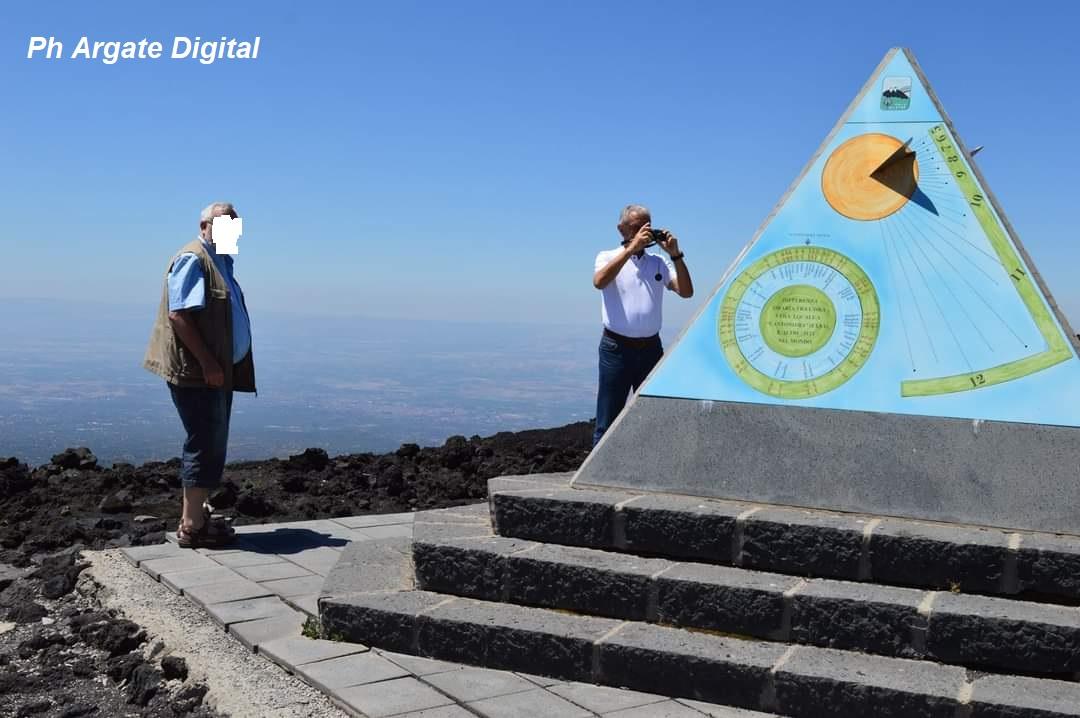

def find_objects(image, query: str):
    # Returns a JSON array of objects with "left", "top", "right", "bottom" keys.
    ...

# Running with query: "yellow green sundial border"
[
  {"left": 899, "top": 126, "right": 1073, "bottom": 397},
  {"left": 718, "top": 245, "right": 880, "bottom": 399}
]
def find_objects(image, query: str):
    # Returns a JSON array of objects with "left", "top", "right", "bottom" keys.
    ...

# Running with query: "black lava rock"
[
  {"left": 18, "top": 631, "right": 67, "bottom": 656},
  {"left": 287, "top": 448, "right": 329, "bottom": 472},
  {"left": 396, "top": 443, "right": 420, "bottom": 459},
  {"left": 125, "top": 664, "right": 161, "bottom": 706},
  {"left": 209, "top": 480, "right": 238, "bottom": 509},
  {"left": 0, "top": 458, "right": 33, "bottom": 494},
  {"left": 15, "top": 698, "right": 52, "bottom": 716},
  {"left": 160, "top": 655, "right": 188, "bottom": 681},
  {"left": 98, "top": 489, "right": 133, "bottom": 514},
  {"left": 171, "top": 683, "right": 209, "bottom": 713},
  {"left": 106, "top": 654, "right": 144, "bottom": 683},
  {"left": 79, "top": 617, "right": 146, "bottom": 657},
  {"left": 236, "top": 491, "right": 276, "bottom": 517},
  {"left": 50, "top": 448, "right": 98, "bottom": 471},
  {"left": 8, "top": 602, "right": 48, "bottom": 624}
]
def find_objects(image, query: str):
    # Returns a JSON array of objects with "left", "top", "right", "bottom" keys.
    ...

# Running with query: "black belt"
[{"left": 603, "top": 327, "right": 660, "bottom": 348}]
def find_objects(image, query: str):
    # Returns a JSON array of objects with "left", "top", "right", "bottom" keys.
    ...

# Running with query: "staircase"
[{"left": 319, "top": 473, "right": 1080, "bottom": 717}]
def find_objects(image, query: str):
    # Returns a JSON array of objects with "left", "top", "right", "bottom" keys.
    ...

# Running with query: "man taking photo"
[{"left": 592, "top": 204, "right": 694, "bottom": 446}]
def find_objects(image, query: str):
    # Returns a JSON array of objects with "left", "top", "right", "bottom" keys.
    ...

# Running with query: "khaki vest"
[{"left": 143, "top": 239, "right": 257, "bottom": 392}]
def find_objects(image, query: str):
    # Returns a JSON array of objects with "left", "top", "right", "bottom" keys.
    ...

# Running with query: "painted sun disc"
[{"left": 822, "top": 133, "right": 920, "bottom": 221}]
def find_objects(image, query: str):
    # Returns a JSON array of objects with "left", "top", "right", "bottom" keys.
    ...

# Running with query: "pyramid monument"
[{"left": 574, "top": 47, "right": 1080, "bottom": 535}]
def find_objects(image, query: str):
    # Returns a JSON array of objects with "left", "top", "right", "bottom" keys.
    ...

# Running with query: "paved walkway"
[{"left": 120, "top": 509, "right": 762, "bottom": 718}]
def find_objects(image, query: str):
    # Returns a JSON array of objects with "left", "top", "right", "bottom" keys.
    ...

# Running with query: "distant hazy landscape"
[{"left": 0, "top": 299, "right": 626, "bottom": 466}]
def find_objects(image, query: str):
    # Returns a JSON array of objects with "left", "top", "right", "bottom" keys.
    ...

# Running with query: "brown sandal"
[
  {"left": 177, "top": 516, "right": 236, "bottom": 549},
  {"left": 177, "top": 504, "right": 235, "bottom": 541}
]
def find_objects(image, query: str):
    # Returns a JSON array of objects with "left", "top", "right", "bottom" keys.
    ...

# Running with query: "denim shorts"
[{"left": 168, "top": 383, "right": 234, "bottom": 490}]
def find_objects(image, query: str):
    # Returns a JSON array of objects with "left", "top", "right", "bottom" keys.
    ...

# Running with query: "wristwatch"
[{"left": 671, "top": 253, "right": 685, "bottom": 262}]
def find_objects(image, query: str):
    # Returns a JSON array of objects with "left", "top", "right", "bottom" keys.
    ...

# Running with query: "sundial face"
[
  {"left": 641, "top": 48, "right": 1080, "bottom": 429},
  {"left": 718, "top": 246, "right": 880, "bottom": 398}
]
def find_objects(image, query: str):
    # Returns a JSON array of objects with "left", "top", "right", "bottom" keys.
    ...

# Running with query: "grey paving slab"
[
  {"left": 210, "top": 551, "right": 285, "bottom": 569},
  {"left": 283, "top": 546, "right": 343, "bottom": 576},
  {"left": 419, "top": 503, "right": 491, "bottom": 524},
  {"left": 195, "top": 545, "right": 247, "bottom": 557},
  {"left": 352, "top": 523, "right": 415, "bottom": 540},
  {"left": 233, "top": 522, "right": 297, "bottom": 535},
  {"left": 121, "top": 543, "right": 183, "bottom": 566},
  {"left": 677, "top": 700, "right": 780, "bottom": 717},
  {"left": 258, "top": 635, "right": 367, "bottom": 672},
  {"left": 336, "top": 676, "right": 454, "bottom": 717},
  {"left": 395, "top": 707, "right": 476, "bottom": 718},
  {"left": 295, "top": 650, "right": 409, "bottom": 693},
  {"left": 516, "top": 672, "right": 564, "bottom": 688},
  {"left": 424, "top": 666, "right": 536, "bottom": 702},
  {"left": 205, "top": 596, "right": 294, "bottom": 627},
  {"left": 140, "top": 553, "right": 218, "bottom": 580},
  {"left": 286, "top": 593, "right": 320, "bottom": 618},
  {"left": 277, "top": 519, "right": 356, "bottom": 536},
  {"left": 183, "top": 578, "right": 273, "bottom": 607},
  {"left": 468, "top": 687, "right": 593, "bottom": 718},
  {"left": 380, "top": 650, "right": 466, "bottom": 677},
  {"left": 228, "top": 612, "right": 305, "bottom": 650},
  {"left": 604, "top": 701, "right": 703, "bottom": 717},
  {"left": 234, "top": 561, "right": 314, "bottom": 582},
  {"left": 161, "top": 566, "right": 243, "bottom": 594},
  {"left": 549, "top": 681, "right": 667, "bottom": 713},
  {"left": 260, "top": 575, "right": 326, "bottom": 599},
  {"left": 333, "top": 512, "right": 416, "bottom": 529}
]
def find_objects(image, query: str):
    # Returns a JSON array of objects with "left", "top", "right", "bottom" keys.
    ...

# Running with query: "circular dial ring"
[{"left": 718, "top": 246, "right": 880, "bottom": 398}]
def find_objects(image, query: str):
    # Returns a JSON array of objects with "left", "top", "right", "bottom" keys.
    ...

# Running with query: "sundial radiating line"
[
  {"left": 902, "top": 210, "right": 1029, "bottom": 348},
  {"left": 880, "top": 222, "right": 918, "bottom": 371},
  {"left": 884, "top": 217, "right": 938, "bottom": 361},
  {"left": 908, "top": 215, "right": 1001, "bottom": 286},
  {"left": 889, "top": 215, "right": 973, "bottom": 369},
  {"left": 898, "top": 212, "right": 995, "bottom": 352}
]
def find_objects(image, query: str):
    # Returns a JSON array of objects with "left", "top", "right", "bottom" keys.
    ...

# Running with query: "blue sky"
[{"left": 1, "top": 1, "right": 1077, "bottom": 333}]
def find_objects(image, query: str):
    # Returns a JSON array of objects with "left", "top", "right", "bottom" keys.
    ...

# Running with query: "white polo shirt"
[{"left": 595, "top": 248, "right": 674, "bottom": 338}]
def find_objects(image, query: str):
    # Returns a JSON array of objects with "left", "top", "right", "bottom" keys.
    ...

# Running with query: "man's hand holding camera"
[
  {"left": 627, "top": 223, "right": 653, "bottom": 255},
  {"left": 653, "top": 228, "right": 681, "bottom": 258}
]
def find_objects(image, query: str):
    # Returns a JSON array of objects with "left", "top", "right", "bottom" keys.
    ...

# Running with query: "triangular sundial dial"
[{"left": 575, "top": 48, "right": 1080, "bottom": 535}]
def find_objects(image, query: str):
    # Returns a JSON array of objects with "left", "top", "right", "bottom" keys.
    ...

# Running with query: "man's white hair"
[
  {"left": 618, "top": 204, "right": 650, "bottom": 225},
  {"left": 199, "top": 201, "right": 237, "bottom": 227}
]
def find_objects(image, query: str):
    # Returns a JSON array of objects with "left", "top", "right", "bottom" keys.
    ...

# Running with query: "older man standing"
[
  {"left": 143, "top": 202, "right": 255, "bottom": 548},
  {"left": 592, "top": 204, "right": 693, "bottom": 446}
]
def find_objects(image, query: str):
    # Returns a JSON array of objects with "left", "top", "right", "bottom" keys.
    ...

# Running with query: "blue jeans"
[
  {"left": 168, "top": 383, "right": 234, "bottom": 489},
  {"left": 593, "top": 333, "right": 663, "bottom": 446}
]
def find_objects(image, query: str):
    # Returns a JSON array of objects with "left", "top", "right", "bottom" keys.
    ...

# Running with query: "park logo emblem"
[
  {"left": 573, "top": 48, "right": 1080, "bottom": 534},
  {"left": 881, "top": 75, "right": 912, "bottom": 110}
]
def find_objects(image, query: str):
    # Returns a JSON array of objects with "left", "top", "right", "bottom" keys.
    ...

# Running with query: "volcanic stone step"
[
  {"left": 319, "top": 589, "right": 1080, "bottom": 718},
  {"left": 412, "top": 534, "right": 1080, "bottom": 676},
  {"left": 489, "top": 474, "right": 1080, "bottom": 600}
]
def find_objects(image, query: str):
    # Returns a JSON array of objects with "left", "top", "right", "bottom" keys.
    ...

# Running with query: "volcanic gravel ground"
[
  {"left": 0, "top": 548, "right": 220, "bottom": 717},
  {"left": 0, "top": 421, "right": 593, "bottom": 717}
]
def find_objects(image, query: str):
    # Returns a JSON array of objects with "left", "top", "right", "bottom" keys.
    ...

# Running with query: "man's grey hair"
[
  {"left": 618, "top": 204, "right": 650, "bottom": 225},
  {"left": 199, "top": 202, "right": 238, "bottom": 227}
]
